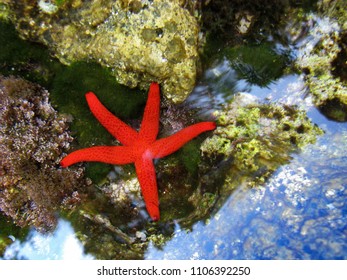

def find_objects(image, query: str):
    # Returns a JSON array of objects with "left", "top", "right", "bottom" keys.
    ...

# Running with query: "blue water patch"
[
  {"left": 2, "top": 219, "right": 93, "bottom": 260},
  {"left": 145, "top": 140, "right": 347, "bottom": 259}
]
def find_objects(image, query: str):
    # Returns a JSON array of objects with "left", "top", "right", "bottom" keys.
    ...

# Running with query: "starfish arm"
[
  {"left": 135, "top": 156, "right": 160, "bottom": 221},
  {"left": 86, "top": 92, "right": 138, "bottom": 146},
  {"left": 139, "top": 82, "right": 160, "bottom": 143},
  {"left": 149, "top": 122, "right": 216, "bottom": 158},
  {"left": 60, "top": 146, "right": 135, "bottom": 167}
]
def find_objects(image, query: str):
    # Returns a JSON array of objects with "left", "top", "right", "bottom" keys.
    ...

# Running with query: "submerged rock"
[
  {"left": 0, "top": 75, "right": 86, "bottom": 231},
  {"left": 7, "top": 0, "right": 200, "bottom": 103},
  {"left": 201, "top": 0, "right": 290, "bottom": 41},
  {"left": 199, "top": 93, "right": 323, "bottom": 203},
  {"left": 83, "top": 92, "right": 324, "bottom": 229},
  {"left": 295, "top": 0, "right": 347, "bottom": 121}
]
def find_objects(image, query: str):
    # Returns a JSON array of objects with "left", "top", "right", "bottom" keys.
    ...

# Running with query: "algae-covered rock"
[
  {"left": 295, "top": 0, "right": 347, "bottom": 121},
  {"left": 155, "top": 93, "right": 323, "bottom": 227},
  {"left": 319, "top": 0, "right": 347, "bottom": 30},
  {"left": 0, "top": 75, "right": 86, "bottom": 231},
  {"left": 7, "top": 0, "right": 200, "bottom": 103},
  {"left": 200, "top": 93, "right": 323, "bottom": 190}
]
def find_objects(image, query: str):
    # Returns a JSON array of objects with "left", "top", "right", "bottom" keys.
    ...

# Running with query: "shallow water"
[
  {"left": 145, "top": 131, "right": 347, "bottom": 259},
  {"left": 1, "top": 5, "right": 347, "bottom": 260},
  {"left": 4, "top": 72, "right": 346, "bottom": 260}
]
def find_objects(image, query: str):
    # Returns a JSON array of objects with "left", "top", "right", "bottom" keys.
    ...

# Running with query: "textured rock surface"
[
  {"left": 7, "top": 0, "right": 200, "bottom": 103},
  {"left": 201, "top": 93, "right": 323, "bottom": 185},
  {"left": 0, "top": 75, "right": 85, "bottom": 231},
  {"left": 295, "top": 0, "right": 347, "bottom": 121}
]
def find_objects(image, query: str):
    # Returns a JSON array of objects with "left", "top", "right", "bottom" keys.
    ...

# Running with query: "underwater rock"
[
  {"left": 201, "top": 0, "right": 290, "bottom": 41},
  {"left": 200, "top": 93, "right": 323, "bottom": 192},
  {"left": 6, "top": 0, "right": 200, "bottom": 103},
  {"left": 141, "top": 93, "right": 323, "bottom": 227},
  {"left": 68, "top": 171, "right": 177, "bottom": 259},
  {"left": 0, "top": 75, "right": 86, "bottom": 231},
  {"left": 295, "top": 0, "right": 347, "bottom": 121},
  {"left": 71, "top": 203, "right": 175, "bottom": 259}
]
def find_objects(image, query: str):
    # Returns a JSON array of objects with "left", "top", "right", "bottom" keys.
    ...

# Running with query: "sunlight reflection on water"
[
  {"left": 2, "top": 219, "right": 93, "bottom": 260},
  {"left": 145, "top": 132, "right": 347, "bottom": 259}
]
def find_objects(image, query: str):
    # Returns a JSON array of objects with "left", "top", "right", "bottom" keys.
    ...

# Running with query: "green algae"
[
  {"left": 54, "top": 0, "right": 69, "bottom": 7},
  {"left": 178, "top": 140, "right": 203, "bottom": 177},
  {"left": 319, "top": 0, "right": 347, "bottom": 29},
  {"left": 221, "top": 44, "right": 292, "bottom": 87},
  {"left": 51, "top": 63, "right": 145, "bottom": 182},
  {"left": 0, "top": 21, "right": 61, "bottom": 87},
  {"left": 51, "top": 61, "right": 146, "bottom": 145},
  {"left": 297, "top": 28, "right": 346, "bottom": 110},
  {"left": 52, "top": 62, "right": 146, "bottom": 182},
  {"left": 200, "top": 93, "right": 323, "bottom": 195},
  {"left": 177, "top": 94, "right": 324, "bottom": 225}
]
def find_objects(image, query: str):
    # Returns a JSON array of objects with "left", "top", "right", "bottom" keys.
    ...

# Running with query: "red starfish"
[{"left": 61, "top": 83, "right": 216, "bottom": 221}]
